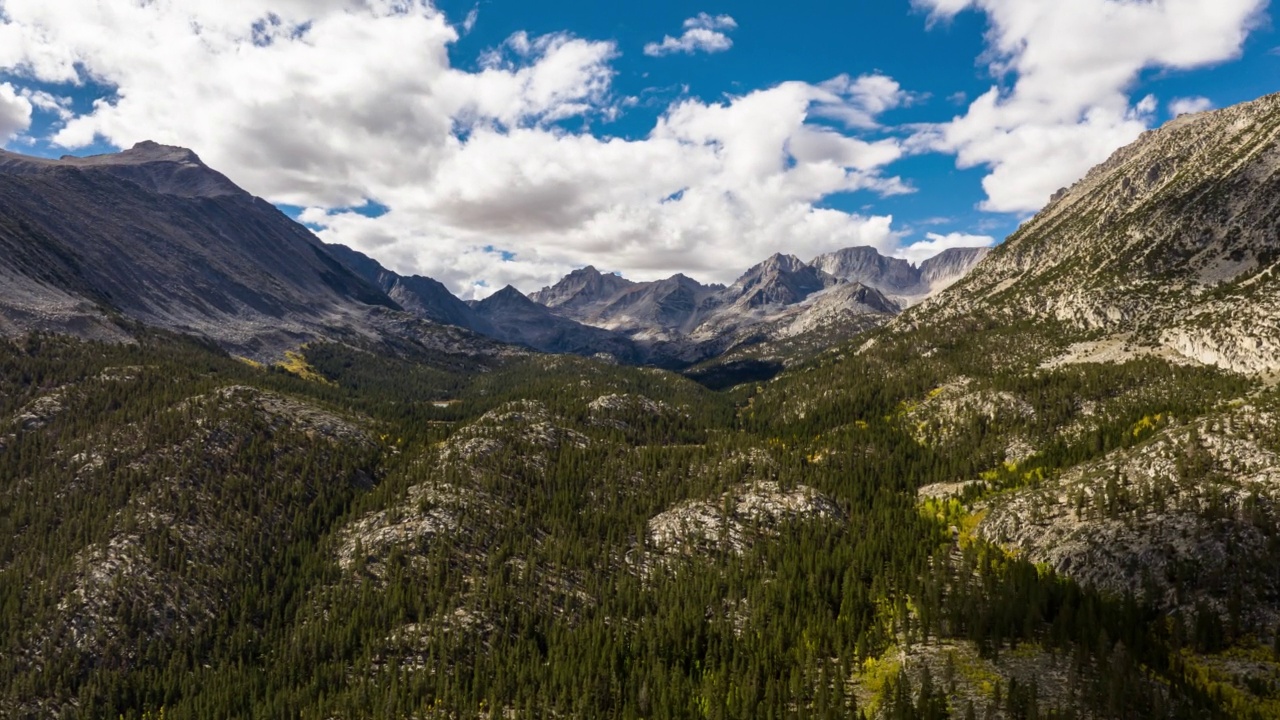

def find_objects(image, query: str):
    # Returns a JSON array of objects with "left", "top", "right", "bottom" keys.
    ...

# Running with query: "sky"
[{"left": 0, "top": 0, "right": 1275, "bottom": 299}]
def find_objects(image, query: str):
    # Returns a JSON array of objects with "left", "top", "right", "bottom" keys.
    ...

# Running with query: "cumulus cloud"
[
  {"left": 644, "top": 13, "right": 738, "bottom": 57},
  {"left": 913, "top": 0, "right": 1265, "bottom": 213},
  {"left": 1169, "top": 96, "right": 1214, "bottom": 117},
  {"left": 0, "top": 1, "right": 921, "bottom": 297},
  {"left": 893, "top": 232, "right": 994, "bottom": 265},
  {"left": 0, "top": 83, "right": 33, "bottom": 141},
  {"left": 813, "top": 74, "right": 919, "bottom": 129}
]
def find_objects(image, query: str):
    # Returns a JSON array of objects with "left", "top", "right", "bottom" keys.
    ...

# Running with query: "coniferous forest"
[{"left": 2, "top": 322, "right": 1277, "bottom": 719}]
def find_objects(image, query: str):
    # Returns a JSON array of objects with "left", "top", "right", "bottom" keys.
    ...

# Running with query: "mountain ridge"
[{"left": 906, "top": 91, "right": 1280, "bottom": 375}]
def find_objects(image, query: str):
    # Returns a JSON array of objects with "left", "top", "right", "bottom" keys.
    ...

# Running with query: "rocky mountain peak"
[
  {"left": 811, "top": 246, "right": 917, "bottom": 294},
  {"left": 529, "top": 264, "right": 635, "bottom": 311},
  {"left": 756, "top": 253, "right": 808, "bottom": 274},
  {"left": 481, "top": 285, "right": 534, "bottom": 307},
  {"left": 16, "top": 141, "right": 245, "bottom": 199},
  {"left": 729, "top": 254, "right": 839, "bottom": 309},
  {"left": 51, "top": 141, "right": 206, "bottom": 168}
]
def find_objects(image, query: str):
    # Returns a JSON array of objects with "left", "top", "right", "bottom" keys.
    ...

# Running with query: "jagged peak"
[
  {"left": 489, "top": 285, "right": 527, "bottom": 300},
  {"left": 742, "top": 252, "right": 808, "bottom": 279}
]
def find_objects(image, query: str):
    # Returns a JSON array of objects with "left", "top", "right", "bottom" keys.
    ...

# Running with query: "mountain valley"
[{"left": 3, "top": 93, "right": 1280, "bottom": 719}]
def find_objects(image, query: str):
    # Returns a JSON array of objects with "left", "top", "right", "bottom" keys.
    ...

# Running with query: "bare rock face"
[
  {"left": 645, "top": 481, "right": 843, "bottom": 560},
  {"left": 812, "top": 245, "right": 991, "bottom": 307},
  {"left": 589, "top": 274, "right": 719, "bottom": 338},
  {"left": 812, "top": 246, "right": 920, "bottom": 296},
  {"left": 913, "top": 92, "right": 1280, "bottom": 376},
  {"left": 587, "top": 393, "right": 684, "bottom": 431},
  {"left": 724, "top": 253, "right": 841, "bottom": 309},
  {"left": 337, "top": 482, "right": 486, "bottom": 580},
  {"left": 977, "top": 402, "right": 1280, "bottom": 630},
  {"left": 529, "top": 265, "right": 636, "bottom": 314},
  {"left": 905, "top": 377, "right": 1035, "bottom": 447},
  {"left": 439, "top": 400, "right": 590, "bottom": 473},
  {"left": 917, "top": 247, "right": 993, "bottom": 296}
]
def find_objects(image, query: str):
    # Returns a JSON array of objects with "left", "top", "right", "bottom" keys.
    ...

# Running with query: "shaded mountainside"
[
  {"left": 473, "top": 285, "right": 645, "bottom": 363},
  {"left": 0, "top": 142, "right": 412, "bottom": 359},
  {"left": 324, "top": 243, "right": 493, "bottom": 335}
]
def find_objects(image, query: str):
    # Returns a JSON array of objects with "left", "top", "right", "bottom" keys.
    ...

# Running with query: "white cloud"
[
  {"left": 813, "top": 74, "right": 918, "bottom": 129},
  {"left": 1169, "top": 96, "right": 1214, "bottom": 117},
  {"left": 685, "top": 12, "right": 737, "bottom": 31},
  {"left": 0, "top": 1, "right": 919, "bottom": 298},
  {"left": 0, "top": 83, "right": 33, "bottom": 142},
  {"left": 461, "top": 5, "right": 479, "bottom": 35},
  {"left": 894, "top": 232, "right": 994, "bottom": 266},
  {"left": 913, "top": 0, "right": 1265, "bottom": 213},
  {"left": 19, "top": 88, "right": 72, "bottom": 120},
  {"left": 644, "top": 12, "right": 738, "bottom": 57}
]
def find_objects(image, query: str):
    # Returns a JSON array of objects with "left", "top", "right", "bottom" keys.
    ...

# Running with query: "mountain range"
[
  {"left": 0, "top": 140, "right": 989, "bottom": 367},
  {"left": 4, "top": 91, "right": 1280, "bottom": 718}
]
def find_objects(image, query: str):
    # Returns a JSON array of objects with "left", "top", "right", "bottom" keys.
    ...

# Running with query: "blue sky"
[{"left": 0, "top": 0, "right": 1275, "bottom": 297}]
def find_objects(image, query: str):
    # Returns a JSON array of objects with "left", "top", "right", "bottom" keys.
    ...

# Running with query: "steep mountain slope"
[
  {"left": 719, "top": 252, "right": 841, "bottom": 309},
  {"left": 595, "top": 274, "right": 718, "bottom": 336},
  {"left": 678, "top": 258, "right": 888, "bottom": 350},
  {"left": 918, "top": 92, "right": 1280, "bottom": 374},
  {"left": 740, "top": 93, "right": 1280, "bottom": 715},
  {"left": 324, "top": 243, "right": 494, "bottom": 334},
  {"left": 918, "top": 247, "right": 994, "bottom": 296},
  {"left": 811, "top": 246, "right": 921, "bottom": 297},
  {"left": 0, "top": 143, "right": 514, "bottom": 361}
]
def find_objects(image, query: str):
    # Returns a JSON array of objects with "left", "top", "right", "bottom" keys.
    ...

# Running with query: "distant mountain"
[
  {"left": 473, "top": 286, "right": 644, "bottom": 363},
  {"left": 324, "top": 243, "right": 494, "bottom": 335},
  {"left": 592, "top": 274, "right": 719, "bottom": 338},
  {"left": 810, "top": 246, "right": 920, "bottom": 296},
  {"left": 528, "top": 266, "right": 636, "bottom": 314},
  {"left": 721, "top": 253, "right": 841, "bottom": 309},
  {"left": 811, "top": 245, "right": 991, "bottom": 304},
  {"left": 528, "top": 244, "right": 987, "bottom": 362},
  {"left": 917, "top": 247, "right": 993, "bottom": 294}
]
